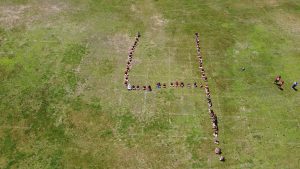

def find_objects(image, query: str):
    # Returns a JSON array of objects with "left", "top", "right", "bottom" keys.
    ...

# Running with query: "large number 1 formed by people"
[{"left": 123, "top": 33, "right": 225, "bottom": 162}]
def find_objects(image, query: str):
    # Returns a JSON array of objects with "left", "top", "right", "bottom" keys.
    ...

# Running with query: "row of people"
[
  {"left": 209, "top": 108, "right": 219, "bottom": 142},
  {"left": 195, "top": 33, "right": 208, "bottom": 82},
  {"left": 127, "top": 82, "right": 203, "bottom": 92},
  {"left": 127, "top": 84, "right": 152, "bottom": 91},
  {"left": 124, "top": 32, "right": 141, "bottom": 86},
  {"left": 196, "top": 32, "right": 224, "bottom": 162},
  {"left": 157, "top": 82, "right": 203, "bottom": 88},
  {"left": 205, "top": 85, "right": 212, "bottom": 107}
]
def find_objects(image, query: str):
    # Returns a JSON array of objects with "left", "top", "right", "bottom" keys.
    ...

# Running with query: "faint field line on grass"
[
  {"left": 112, "top": 87, "right": 290, "bottom": 98},
  {"left": 167, "top": 113, "right": 299, "bottom": 123},
  {"left": 143, "top": 91, "right": 147, "bottom": 113},
  {"left": 168, "top": 47, "right": 171, "bottom": 83},
  {"left": 113, "top": 87, "right": 298, "bottom": 100},
  {"left": 118, "top": 88, "right": 123, "bottom": 106},
  {"left": 129, "top": 75, "right": 201, "bottom": 81},
  {"left": 113, "top": 88, "right": 204, "bottom": 92},
  {"left": 168, "top": 47, "right": 172, "bottom": 125},
  {"left": 54, "top": 139, "right": 300, "bottom": 160},
  {"left": 0, "top": 126, "right": 30, "bottom": 129},
  {"left": 129, "top": 74, "right": 275, "bottom": 81},
  {"left": 32, "top": 40, "right": 60, "bottom": 43},
  {"left": 124, "top": 57, "right": 283, "bottom": 65},
  {"left": 218, "top": 115, "right": 298, "bottom": 122},
  {"left": 168, "top": 113, "right": 201, "bottom": 116},
  {"left": 141, "top": 63, "right": 150, "bottom": 115}
]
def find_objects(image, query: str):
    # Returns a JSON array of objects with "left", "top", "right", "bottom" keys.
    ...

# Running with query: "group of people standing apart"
[
  {"left": 195, "top": 32, "right": 224, "bottom": 162},
  {"left": 274, "top": 75, "right": 298, "bottom": 91}
]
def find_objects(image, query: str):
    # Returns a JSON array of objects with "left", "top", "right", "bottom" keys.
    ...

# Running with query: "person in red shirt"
[
  {"left": 175, "top": 81, "right": 179, "bottom": 87},
  {"left": 274, "top": 75, "right": 281, "bottom": 85}
]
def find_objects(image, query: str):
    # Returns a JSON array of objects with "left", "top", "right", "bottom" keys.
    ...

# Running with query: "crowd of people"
[
  {"left": 124, "top": 32, "right": 225, "bottom": 161},
  {"left": 195, "top": 32, "right": 224, "bottom": 162},
  {"left": 124, "top": 32, "right": 298, "bottom": 162}
]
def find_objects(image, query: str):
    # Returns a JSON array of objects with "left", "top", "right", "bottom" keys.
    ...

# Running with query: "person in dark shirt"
[
  {"left": 170, "top": 82, "right": 174, "bottom": 87},
  {"left": 180, "top": 82, "right": 184, "bottom": 87},
  {"left": 291, "top": 81, "right": 298, "bottom": 91},
  {"left": 156, "top": 82, "right": 161, "bottom": 89}
]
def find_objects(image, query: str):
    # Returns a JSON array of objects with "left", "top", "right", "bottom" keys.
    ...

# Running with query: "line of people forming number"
[
  {"left": 127, "top": 81, "right": 204, "bottom": 91},
  {"left": 123, "top": 33, "right": 205, "bottom": 92},
  {"left": 123, "top": 32, "right": 224, "bottom": 161},
  {"left": 195, "top": 32, "right": 224, "bottom": 162},
  {"left": 124, "top": 32, "right": 141, "bottom": 88}
]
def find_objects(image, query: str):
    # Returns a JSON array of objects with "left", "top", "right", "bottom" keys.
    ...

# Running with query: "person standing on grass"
[
  {"left": 279, "top": 80, "right": 284, "bottom": 90},
  {"left": 148, "top": 85, "right": 152, "bottom": 91},
  {"left": 291, "top": 82, "right": 298, "bottom": 90},
  {"left": 127, "top": 83, "right": 132, "bottom": 91},
  {"left": 156, "top": 82, "right": 161, "bottom": 89},
  {"left": 274, "top": 75, "right": 281, "bottom": 85}
]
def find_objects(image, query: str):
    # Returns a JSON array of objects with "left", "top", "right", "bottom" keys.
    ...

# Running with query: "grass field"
[{"left": 0, "top": 0, "right": 300, "bottom": 168}]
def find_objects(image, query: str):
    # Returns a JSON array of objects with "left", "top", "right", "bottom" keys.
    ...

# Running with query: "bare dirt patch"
[
  {"left": 107, "top": 33, "right": 132, "bottom": 54},
  {"left": 0, "top": 2, "right": 69, "bottom": 29},
  {"left": 232, "top": 0, "right": 279, "bottom": 9},
  {"left": 151, "top": 15, "right": 168, "bottom": 28},
  {"left": 272, "top": 11, "right": 300, "bottom": 34},
  {"left": 0, "top": 5, "right": 30, "bottom": 28}
]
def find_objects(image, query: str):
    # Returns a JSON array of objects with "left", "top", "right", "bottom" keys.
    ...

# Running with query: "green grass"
[{"left": 0, "top": 0, "right": 299, "bottom": 168}]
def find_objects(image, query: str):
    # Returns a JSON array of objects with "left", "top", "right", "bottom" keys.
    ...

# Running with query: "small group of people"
[
  {"left": 195, "top": 32, "right": 208, "bottom": 82},
  {"left": 127, "top": 84, "right": 152, "bottom": 91},
  {"left": 209, "top": 108, "right": 219, "bottom": 142},
  {"left": 205, "top": 85, "right": 213, "bottom": 107},
  {"left": 274, "top": 75, "right": 298, "bottom": 91},
  {"left": 157, "top": 81, "right": 203, "bottom": 89},
  {"left": 124, "top": 32, "right": 141, "bottom": 87},
  {"left": 195, "top": 32, "right": 224, "bottom": 162},
  {"left": 205, "top": 84, "right": 218, "bottom": 142}
]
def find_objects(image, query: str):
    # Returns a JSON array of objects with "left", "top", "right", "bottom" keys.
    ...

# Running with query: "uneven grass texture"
[{"left": 0, "top": 0, "right": 299, "bottom": 169}]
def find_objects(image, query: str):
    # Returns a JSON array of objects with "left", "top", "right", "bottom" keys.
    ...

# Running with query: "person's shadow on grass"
[{"left": 292, "top": 88, "right": 298, "bottom": 91}]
